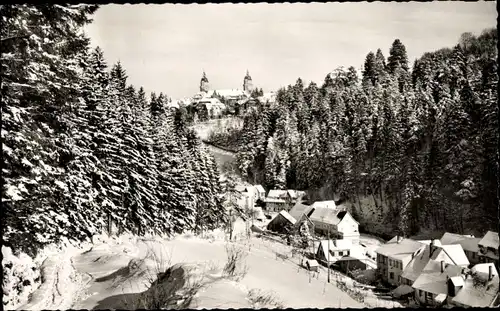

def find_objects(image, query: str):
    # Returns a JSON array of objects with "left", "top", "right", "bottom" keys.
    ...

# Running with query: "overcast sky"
[{"left": 84, "top": 2, "right": 496, "bottom": 99}]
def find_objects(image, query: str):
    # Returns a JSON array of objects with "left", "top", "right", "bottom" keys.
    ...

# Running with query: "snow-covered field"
[{"left": 9, "top": 225, "right": 366, "bottom": 310}]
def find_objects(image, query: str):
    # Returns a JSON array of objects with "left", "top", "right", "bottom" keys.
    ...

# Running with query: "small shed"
[
  {"left": 266, "top": 210, "right": 297, "bottom": 234},
  {"left": 306, "top": 259, "right": 319, "bottom": 272}
]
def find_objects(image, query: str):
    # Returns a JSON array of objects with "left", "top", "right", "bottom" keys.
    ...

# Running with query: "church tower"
[
  {"left": 200, "top": 71, "right": 210, "bottom": 92},
  {"left": 243, "top": 70, "right": 254, "bottom": 92}
]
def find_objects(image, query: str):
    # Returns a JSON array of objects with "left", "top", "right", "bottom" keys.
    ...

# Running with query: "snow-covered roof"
[
  {"left": 311, "top": 200, "right": 336, "bottom": 209},
  {"left": 196, "top": 97, "right": 225, "bottom": 107},
  {"left": 441, "top": 232, "right": 480, "bottom": 253},
  {"left": 289, "top": 202, "right": 314, "bottom": 221},
  {"left": 376, "top": 238, "right": 424, "bottom": 260},
  {"left": 411, "top": 260, "right": 463, "bottom": 295},
  {"left": 439, "top": 245, "right": 470, "bottom": 267},
  {"left": 254, "top": 185, "right": 265, "bottom": 193},
  {"left": 309, "top": 207, "right": 352, "bottom": 226},
  {"left": 277, "top": 210, "right": 297, "bottom": 225},
  {"left": 452, "top": 263, "right": 499, "bottom": 307},
  {"left": 287, "top": 190, "right": 306, "bottom": 200},
  {"left": 267, "top": 190, "right": 289, "bottom": 199},
  {"left": 211, "top": 89, "right": 248, "bottom": 98},
  {"left": 402, "top": 244, "right": 465, "bottom": 282},
  {"left": 478, "top": 231, "right": 499, "bottom": 249}
]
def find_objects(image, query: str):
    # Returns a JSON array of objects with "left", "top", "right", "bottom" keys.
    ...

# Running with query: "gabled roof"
[
  {"left": 287, "top": 190, "right": 306, "bottom": 200},
  {"left": 293, "top": 213, "right": 315, "bottom": 229},
  {"left": 267, "top": 190, "right": 289, "bottom": 199},
  {"left": 311, "top": 200, "right": 337, "bottom": 209},
  {"left": 402, "top": 244, "right": 466, "bottom": 282},
  {"left": 441, "top": 232, "right": 473, "bottom": 244},
  {"left": 289, "top": 202, "right": 314, "bottom": 220},
  {"left": 440, "top": 245, "right": 470, "bottom": 266},
  {"left": 337, "top": 211, "right": 359, "bottom": 225},
  {"left": 309, "top": 207, "right": 356, "bottom": 226},
  {"left": 478, "top": 231, "right": 499, "bottom": 249},
  {"left": 412, "top": 260, "right": 463, "bottom": 295},
  {"left": 452, "top": 263, "right": 499, "bottom": 307},
  {"left": 441, "top": 232, "right": 481, "bottom": 253},
  {"left": 376, "top": 238, "right": 424, "bottom": 260},
  {"left": 317, "top": 240, "right": 336, "bottom": 259},
  {"left": 254, "top": 185, "right": 265, "bottom": 193},
  {"left": 309, "top": 207, "right": 342, "bottom": 225},
  {"left": 277, "top": 210, "right": 296, "bottom": 225}
]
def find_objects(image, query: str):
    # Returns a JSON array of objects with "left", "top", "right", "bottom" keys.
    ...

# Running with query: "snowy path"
[{"left": 18, "top": 250, "right": 92, "bottom": 310}]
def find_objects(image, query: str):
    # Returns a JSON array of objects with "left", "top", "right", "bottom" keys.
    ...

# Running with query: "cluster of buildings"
[
  {"left": 184, "top": 71, "right": 276, "bottom": 118},
  {"left": 375, "top": 231, "right": 499, "bottom": 307},
  {"left": 233, "top": 183, "right": 499, "bottom": 308},
  {"left": 245, "top": 186, "right": 372, "bottom": 274}
]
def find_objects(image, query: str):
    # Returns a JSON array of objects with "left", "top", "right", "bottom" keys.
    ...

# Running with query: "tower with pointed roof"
[
  {"left": 243, "top": 70, "right": 253, "bottom": 92},
  {"left": 200, "top": 71, "right": 210, "bottom": 92}
]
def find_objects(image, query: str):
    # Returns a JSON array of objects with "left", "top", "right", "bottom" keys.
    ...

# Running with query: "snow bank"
[
  {"left": 2, "top": 236, "right": 92, "bottom": 310},
  {"left": 2, "top": 247, "right": 41, "bottom": 310}
]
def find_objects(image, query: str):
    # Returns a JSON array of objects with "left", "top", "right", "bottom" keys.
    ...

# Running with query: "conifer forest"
[
  {"left": 2, "top": 5, "right": 226, "bottom": 256},
  {"left": 1, "top": 4, "right": 498, "bottom": 257},
  {"left": 230, "top": 29, "right": 498, "bottom": 238}
]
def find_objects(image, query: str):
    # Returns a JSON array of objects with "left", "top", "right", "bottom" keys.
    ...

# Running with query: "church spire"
[
  {"left": 243, "top": 70, "right": 253, "bottom": 92},
  {"left": 200, "top": 70, "right": 209, "bottom": 92}
]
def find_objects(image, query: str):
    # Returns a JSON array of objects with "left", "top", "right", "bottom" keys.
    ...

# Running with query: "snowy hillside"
[{"left": 9, "top": 230, "right": 365, "bottom": 310}]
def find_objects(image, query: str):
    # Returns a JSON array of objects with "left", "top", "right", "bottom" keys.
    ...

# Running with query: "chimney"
[
  {"left": 429, "top": 240, "right": 434, "bottom": 258},
  {"left": 396, "top": 234, "right": 399, "bottom": 243},
  {"left": 441, "top": 260, "right": 445, "bottom": 273},
  {"left": 489, "top": 265, "right": 493, "bottom": 281}
]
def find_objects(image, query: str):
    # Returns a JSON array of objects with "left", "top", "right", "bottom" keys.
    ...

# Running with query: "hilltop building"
[
  {"left": 243, "top": 69, "right": 254, "bottom": 92},
  {"left": 200, "top": 71, "right": 210, "bottom": 92}
]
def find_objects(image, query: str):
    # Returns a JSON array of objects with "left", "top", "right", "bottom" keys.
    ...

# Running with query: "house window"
[
  {"left": 419, "top": 290, "right": 422, "bottom": 297},
  {"left": 390, "top": 272, "right": 394, "bottom": 279},
  {"left": 389, "top": 259, "right": 392, "bottom": 266},
  {"left": 398, "top": 276, "right": 401, "bottom": 283}
]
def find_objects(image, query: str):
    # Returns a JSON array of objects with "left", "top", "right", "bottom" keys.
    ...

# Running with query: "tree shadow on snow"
[{"left": 93, "top": 293, "right": 142, "bottom": 310}]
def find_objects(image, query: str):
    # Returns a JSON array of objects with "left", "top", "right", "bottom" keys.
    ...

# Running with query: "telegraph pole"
[{"left": 328, "top": 223, "right": 331, "bottom": 283}]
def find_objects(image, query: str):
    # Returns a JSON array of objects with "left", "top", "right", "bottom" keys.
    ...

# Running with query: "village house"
[
  {"left": 235, "top": 184, "right": 265, "bottom": 202},
  {"left": 293, "top": 212, "right": 316, "bottom": 236},
  {"left": 192, "top": 97, "right": 227, "bottom": 118},
  {"left": 375, "top": 236, "right": 425, "bottom": 286},
  {"left": 265, "top": 189, "right": 306, "bottom": 212},
  {"left": 316, "top": 239, "right": 374, "bottom": 274},
  {"left": 477, "top": 231, "right": 499, "bottom": 267},
  {"left": 288, "top": 201, "right": 358, "bottom": 243},
  {"left": 400, "top": 239, "right": 470, "bottom": 287},
  {"left": 450, "top": 263, "right": 500, "bottom": 308},
  {"left": 266, "top": 210, "right": 296, "bottom": 234},
  {"left": 411, "top": 259, "right": 464, "bottom": 307},
  {"left": 309, "top": 207, "right": 360, "bottom": 243},
  {"left": 440, "top": 232, "right": 481, "bottom": 266},
  {"left": 265, "top": 190, "right": 290, "bottom": 212},
  {"left": 289, "top": 201, "right": 315, "bottom": 220}
]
